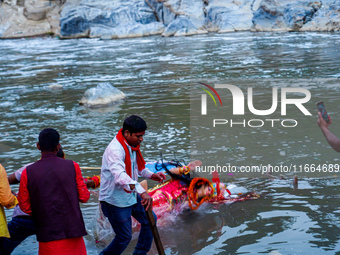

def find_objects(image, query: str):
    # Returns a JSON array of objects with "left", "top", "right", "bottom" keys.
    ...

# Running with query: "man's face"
[{"left": 124, "top": 130, "right": 145, "bottom": 147}]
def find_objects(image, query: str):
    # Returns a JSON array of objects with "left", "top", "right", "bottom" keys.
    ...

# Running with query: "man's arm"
[
  {"left": 139, "top": 168, "right": 166, "bottom": 183},
  {"left": 106, "top": 146, "right": 143, "bottom": 192},
  {"left": 73, "top": 162, "right": 90, "bottom": 203},
  {"left": 84, "top": 177, "right": 99, "bottom": 189},
  {"left": 18, "top": 169, "right": 31, "bottom": 215},
  {"left": 137, "top": 169, "right": 165, "bottom": 211},
  {"left": 317, "top": 112, "right": 340, "bottom": 152},
  {"left": 8, "top": 173, "right": 19, "bottom": 185},
  {"left": 8, "top": 163, "right": 34, "bottom": 185},
  {"left": 106, "top": 145, "right": 155, "bottom": 210}
]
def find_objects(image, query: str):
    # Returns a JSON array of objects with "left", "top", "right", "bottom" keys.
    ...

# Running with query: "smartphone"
[{"left": 316, "top": 101, "right": 331, "bottom": 123}]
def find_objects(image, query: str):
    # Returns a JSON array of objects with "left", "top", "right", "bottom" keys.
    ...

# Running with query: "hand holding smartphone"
[{"left": 316, "top": 101, "right": 332, "bottom": 124}]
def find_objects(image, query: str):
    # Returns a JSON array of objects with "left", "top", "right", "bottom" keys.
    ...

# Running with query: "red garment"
[
  {"left": 39, "top": 236, "right": 86, "bottom": 255},
  {"left": 149, "top": 179, "right": 188, "bottom": 210},
  {"left": 18, "top": 168, "right": 31, "bottom": 215},
  {"left": 18, "top": 161, "right": 90, "bottom": 215},
  {"left": 116, "top": 128, "right": 146, "bottom": 177}
]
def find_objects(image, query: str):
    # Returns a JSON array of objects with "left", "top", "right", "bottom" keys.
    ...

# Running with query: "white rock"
[{"left": 79, "top": 83, "right": 126, "bottom": 108}]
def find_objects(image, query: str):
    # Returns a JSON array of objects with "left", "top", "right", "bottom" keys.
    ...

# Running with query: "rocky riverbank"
[{"left": 0, "top": 0, "right": 339, "bottom": 39}]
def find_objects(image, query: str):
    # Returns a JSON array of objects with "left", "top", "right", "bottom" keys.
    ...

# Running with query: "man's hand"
[
  {"left": 140, "top": 192, "right": 153, "bottom": 211},
  {"left": 317, "top": 111, "right": 340, "bottom": 152},
  {"left": 85, "top": 179, "right": 95, "bottom": 189},
  {"left": 150, "top": 172, "right": 166, "bottom": 183},
  {"left": 317, "top": 111, "right": 332, "bottom": 129}
]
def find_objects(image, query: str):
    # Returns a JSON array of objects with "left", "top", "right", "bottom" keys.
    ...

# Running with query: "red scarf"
[{"left": 116, "top": 128, "right": 146, "bottom": 177}]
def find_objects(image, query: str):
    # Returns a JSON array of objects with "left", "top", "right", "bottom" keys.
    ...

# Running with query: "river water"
[{"left": 0, "top": 32, "right": 340, "bottom": 254}]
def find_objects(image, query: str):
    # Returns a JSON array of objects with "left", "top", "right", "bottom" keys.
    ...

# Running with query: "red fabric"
[
  {"left": 116, "top": 128, "right": 146, "bottom": 177},
  {"left": 149, "top": 180, "right": 188, "bottom": 209},
  {"left": 18, "top": 168, "right": 31, "bottom": 215},
  {"left": 39, "top": 236, "right": 86, "bottom": 255},
  {"left": 212, "top": 171, "right": 220, "bottom": 183},
  {"left": 84, "top": 176, "right": 100, "bottom": 189},
  {"left": 216, "top": 182, "right": 221, "bottom": 196},
  {"left": 73, "top": 162, "right": 90, "bottom": 203},
  {"left": 91, "top": 176, "right": 100, "bottom": 188}
]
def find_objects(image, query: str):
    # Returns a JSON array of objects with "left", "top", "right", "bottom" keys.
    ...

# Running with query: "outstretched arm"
[
  {"left": 317, "top": 112, "right": 340, "bottom": 152},
  {"left": 167, "top": 160, "right": 202, "bottom": 175},
  {"left": 8, "top": 173, "right": 19, "bottom": 185},
  {"left": 8, "top": 163, "right": 34, "bottom": 185}
]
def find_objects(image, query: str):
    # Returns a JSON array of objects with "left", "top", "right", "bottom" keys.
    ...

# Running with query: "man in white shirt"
[{"left": 99, "top": 115, "right": 165, "bottom": 255}]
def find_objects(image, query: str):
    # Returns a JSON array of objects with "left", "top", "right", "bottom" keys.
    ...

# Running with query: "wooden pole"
[{"left": 145, "top": 207, "right": 165, "bottom": 255}]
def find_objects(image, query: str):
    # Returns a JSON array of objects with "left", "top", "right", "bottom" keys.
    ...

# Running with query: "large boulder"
[
  {"left": 60, "top": 0, "right": 164, "bottom": 39},
  {"left": 1, "top": 0, "right": 340, "bottom": 38},
  {"left": 300, "top": 0, "right": 340, "bottom": 31},
  {"left": 149, "top": 0, "right": 207, "bottom": 36},
  {"left": 79, "top": 82, "right": 126, "bottom": 108},
  {"left": 252, "top": 0, "right": 323, "bottom": 31},
  {"left": 162, "top": 17, "right": 207, "bottom": 37},
  {"left": 204, "top": 0, "right": 255, "bottom": 33},
  {"left": 0, "top": 0, "right": 62, "bottom": 38}
]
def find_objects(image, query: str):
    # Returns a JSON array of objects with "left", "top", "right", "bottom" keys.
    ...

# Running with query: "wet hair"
[
  {"left": 38, "top": 128, "right": 60, "bottom": 152},
  {"left": 122, "top": 115, "right": 147, "bottom": 134}
]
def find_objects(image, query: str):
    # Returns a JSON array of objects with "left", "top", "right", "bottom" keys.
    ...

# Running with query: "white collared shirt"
[{"left": 99, "top": 137, "right": 153, "bottom": 207}]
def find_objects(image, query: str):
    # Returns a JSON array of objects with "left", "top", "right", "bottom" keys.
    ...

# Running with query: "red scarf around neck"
[{"left": 116, "top": 128, "right": 146, "bottom": 177}]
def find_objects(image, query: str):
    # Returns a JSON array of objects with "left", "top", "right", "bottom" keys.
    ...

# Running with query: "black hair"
[
  {"left": 38, "top": 128, "right": 60, "bottom": 152},
  {"left": 57, "top": 146, "right": 65, "bottom": 158},
  {"left": 122, "top": 115, "right": 147, "bottom": 134},
  {"left": 165, "top": 169, "right": 208, "bottom": 191},
  {"left": 167, "top": 170, "right": 192, "bottom": 186}
]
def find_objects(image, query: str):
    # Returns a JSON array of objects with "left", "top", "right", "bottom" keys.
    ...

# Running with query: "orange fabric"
[
  {"left": 0, "top": 164, "right": 18, "bottom": 238},
  {"left": 0, "top": 164, "right": 18, "bottom": 209},
  {"left": 39, "top": 236, "right": 86, "bottom": 255},
  {"left": 187, "top": 178, "right": 212, "bottom": 210},
  {"left": 116, "top": 128, "right": 146, "bottom": 177}
]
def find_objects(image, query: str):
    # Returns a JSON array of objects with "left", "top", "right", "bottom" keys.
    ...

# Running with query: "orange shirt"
[{"left": 0, "top": 164, "right": 18, "bottom": 237}]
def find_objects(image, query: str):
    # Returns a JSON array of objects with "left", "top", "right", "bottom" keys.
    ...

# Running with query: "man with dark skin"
[
  {"left": 18, "top": 128, "right": 90, "bottom": 255},
  {"left": 2, "top": 146, "right": 96, "bottom": 255},
  {"left": 99, "top": 115, "right": 165, "bottom": 255}
]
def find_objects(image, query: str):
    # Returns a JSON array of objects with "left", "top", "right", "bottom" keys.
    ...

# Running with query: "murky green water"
[{"left": 0, "top": 32, "right": 340, "bottom": 254}]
